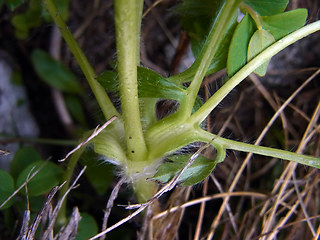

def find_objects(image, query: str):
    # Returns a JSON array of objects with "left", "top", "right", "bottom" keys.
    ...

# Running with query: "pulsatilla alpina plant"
[{"left": 42, "top": 0, "right": 320, "bottom": 205}]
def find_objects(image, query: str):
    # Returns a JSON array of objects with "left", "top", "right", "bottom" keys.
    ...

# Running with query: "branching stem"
[
  {"left": 44, "top": 0, "right": 119, "bottom": 120},
  {"left": 189, "top": 20, "right": 320, "bottom": 125}
]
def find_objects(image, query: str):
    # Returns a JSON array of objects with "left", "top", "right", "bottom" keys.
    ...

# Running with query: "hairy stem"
[
  {"left": 114, "top": 0, "right": 147, "bottom": 161},
  {"left": 44, "top": 0, "right": 119, "bottom": 120},
  {"left": 196, "top": 129, "right": 320, "bottom": 168},
  {"left": 178, "top": 0, "right": 241, "bottom": 119},
  {"left": 189, "top": 20, "right": 320, "bottom": 125}
]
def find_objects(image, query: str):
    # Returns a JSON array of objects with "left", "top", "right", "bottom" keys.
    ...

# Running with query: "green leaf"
[
  {"left": 65, "top": 95, "right": 87, "bottom": 126},
  {"left": 244, "top": 0, "right": 289, "bottom": 16},
  {"left": 137, "top": 67, "right": 186, "bottom": 100},
  {"left": 81, "top": 150, "right": 114, "bottom": 195},
  {"left": 5, "top": 0, "right": 24, "bottom": 10},
  {"left": 176, "top": 0, "right": 225, "bottom": 42},
  {"left": 247, "top": 29, "right": 275, "bottom": 76},
  {"left": 10, "top": 146, "right": 43, "bottom": 180},
  {"left": 31, "top": 49, "right": 83, "bottom": 94},
  {"left": 153, "top": 154, "right": 219, "bottom": 186},
  {"left": 75, "top": 213, "right": 98, "bottom": 240},
  {"left": 96, "top": 71, "right": 118, "bottom": 92},
  {"left": 176, "top": 0, "right": 237, "bottom": 75},
  {"left": 261, "top": 9, "right": 308, "bottom": 40},
  {"left": 16, "top": 161, "right": 63, "bottom": 196},
  {"left": 97, "top": 67, "right": 186, "bottom": 101},
  {"left": 227, "top": 14, "right": 256, "bottom": 76},
  {"left": 0, "top": 170, "right": 15, "bottom": 209},
  {"left": 10, "top": 0, "right": 43, "bottom": 39}
]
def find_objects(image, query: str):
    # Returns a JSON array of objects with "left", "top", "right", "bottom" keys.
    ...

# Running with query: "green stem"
[
  {"left": 44, "top": 0, "right": 119, "bottom": 120},
  {"left": 56, "top": 147, "right": 84, "bottom": 227},
  {"left": 177, "top": 0, "right": 241, "bottom": 119},
  {"left": 189, "top": 20, "right": 320, "bottom": 125},
  {"left": 196, "top": 129, "right": 320, "bottom": 168},
  {"left": 114, "top": 0, "right": 147, "bottom": 161}
]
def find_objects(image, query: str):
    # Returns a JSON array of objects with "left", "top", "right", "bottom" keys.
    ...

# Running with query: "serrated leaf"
[
  {"left": 244, "top": 0, "right": 289, "bottom": 16},
  {"left": 261, "top": 9, "right": 308, "bottom": 40},
  {"left": 31, "top": 49, "right": 83, "bottom": 94},
  {"left": 153, "top": 154, "right": 219, "bottom": 186},
  {"left": 247, "top": 29, "right": 275, "bottom": 76},
  {"left": 97, "top": 67, "right": 186, "bottom": 101},
  {"left": 10, "top": 146, "right": 43, "bottom": 180},
  {"left": 227, "top": 14, "right": 256, "bottom": 76},
  {"left": 0, "top": 170, "right": 15, "bottom": 209},
  {"left": 75, "top": 213, "right": 98, "bottom": 240},
  {"left": 16, "top": 161, "right": 63, "bottom": 196}
]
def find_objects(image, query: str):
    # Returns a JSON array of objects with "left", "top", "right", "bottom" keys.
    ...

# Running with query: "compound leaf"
[
  {"left": 247, "top": 29, "right": 275, "bottom": 76},
  {"left": 244, "top": 0, "right": 289, "bottom": 16},
  {"left": 227, "top": 14, "right": 256, "bottom": 76},
  {"left": 16, "top": 161, "right": 63, "bottom": 197},
  {"left": 10, "top": 146, "right": 42, "bottom": 180},
  {"left": 261, "top": 9, "right": 308, "bottom": 40}
]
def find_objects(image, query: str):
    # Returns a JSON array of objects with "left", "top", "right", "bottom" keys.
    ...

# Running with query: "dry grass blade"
[
  {"left": 262, "top": 100, "right": 320, "bottom": 240},
  {"left": 152, "top": 191, "right": 267, "bottom": 220},
  {"left": 41, "top": 166, "right": 86, "bottom": 240},
  {"left": 127, "top": 140, "right": 214, "bottom": 210},
  {"left": 99, "top": 178, "right": 125, "bottom": 240},
  {"left": 142, "top": 0, "right": 163, "bottom": 18},
  {"left": 90, "top": 141, "right": 213, "bottom": 239},
  {"left": 25, "top": 185, "right": 63, "bottom": 240},
  {"left": 206, "top": 68, "right": 320, "bottom": 240},
  {"left": 54, "top": 207, "right": 81, "bottom": 240},
  {"left": 59, "top": 116, "right": 117, "bottom": 162},
  {"left": 0, "top": 164, "right": 43, "bottom": 209}
]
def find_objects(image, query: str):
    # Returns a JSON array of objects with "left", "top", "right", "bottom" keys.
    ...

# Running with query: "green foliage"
[
  {"left": 227, "top": 2, "right": 307, "bottom": 77},
  {"left": 65, "top": 95, "right": 87, "bottom": 126},
  {"left": 176, "top": 0, "right": 238, "bottom": 75},
  {"left": 9, "top": 0, "right": 70, "bottom": 39},
  {"left": 247, "top": 29, "right": 275, "bottom": 76},
  {"left": 16, "top": 161, "right": 63, "bottom": 196},
  {"left": 227, "top": 14, "right": 256, "bottom": 76},
  {"left": 0, "top": 170, "right": 15, "bottom": 209},
  {"left": 5, "top": 0, "right": 24, "bottom": 10},
  {"left": 11, "top": 0, "right": 42, "bottom": 39},
  {"left": 243, "top": 0, "right": 289, "bottom": 16},
  {"left": 98, "top": 66, "right": 186, "bottom": 101},
  {"left": 81, "top": 150, "right": 114, "bottom": 195},
  {"left": 31, "top": 49, "right": 83, "bottom": 94},
  {"left": 75, "top": 212, "right": 98, "bottom": 240},
  {"left": 152, "top": 154, "right": 218, "bottom": 186},
  {"left": 10, "top": 146, "right": 42, "bottom": 180},
  {"left": 260, "top": 9, "right": 308, "bottom": 40}
]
